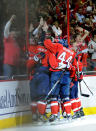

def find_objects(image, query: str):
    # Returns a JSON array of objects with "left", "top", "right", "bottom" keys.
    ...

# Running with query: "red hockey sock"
[
  {"left": 71, "top": 98, "right": 78, "bottom": 113},
  {"left": 61, "top": 102, "right": 67, "bottom": 116},
  {"left": 64, "top": 101, "right": 71, "bottom": 116},
  {"left": 30, "top": 102, "right": 37, "bottom": 114},
  {"left": 37, "top": 101, "right": 46, "bottom": 115},
  {"left": 51, "top": 101, "right": 58, "bottom": 115},
  {"left": 76, "top": 97, "right": 81, "bottom": 111}
]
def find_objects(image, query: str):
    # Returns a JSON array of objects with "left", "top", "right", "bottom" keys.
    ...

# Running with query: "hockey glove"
[
  {"left": 33, "top": 55, "right": 40, "bottom": 62},
  {"left": 40, "top": 52, "right": 45, "bottom": 59},
  {"left": 77, "top": 72, "right": 83, "bottom": 82},
  {"left": 52, "top": 25, "right": 62, "bottom": 36}
]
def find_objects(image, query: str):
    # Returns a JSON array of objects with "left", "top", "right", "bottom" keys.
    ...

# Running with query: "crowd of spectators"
[
  {"left": 47, "top": 0, "right": 96, "bottom": 71},
  {"left": 1, "top": 0, "right": 96, "bottom": 80}
]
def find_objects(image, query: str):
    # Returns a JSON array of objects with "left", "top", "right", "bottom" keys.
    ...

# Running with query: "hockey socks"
[
  {"left": 30, "top": 102, "right": 38, "bottom": 114},
  {"left": 64, "top": 101, "right": 71, "bottom": 116},
  {"left": 76, "top": 97, "right": 82, "bottom": 111},
  {"left": 71, "top": 98, "right": 78, "bottom": 113},
  {"left": 37, "top": 101, "right": 47, "bottom": 115},
  {"left": 51, "top": 101, "right": 58, "bottom": 115}
]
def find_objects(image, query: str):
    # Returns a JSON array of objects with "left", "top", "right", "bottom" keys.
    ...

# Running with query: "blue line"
[{"left": 0, "top": 110, "right": 31, "bottom": 116}]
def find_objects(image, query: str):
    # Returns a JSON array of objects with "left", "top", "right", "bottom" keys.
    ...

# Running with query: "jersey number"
[{"left": 58, "top": 52, "right": 72, "bottom": 68}]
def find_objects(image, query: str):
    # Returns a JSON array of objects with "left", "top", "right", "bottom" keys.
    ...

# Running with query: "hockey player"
[
  {"left": 25, "top": 36, "right": 38, "bottom": 75},
  {"left": 44, "top": 39, "right": 76, "bottom": 122},
  {"left": 30, "top": 44, "right": 50, "bottom": 122},
  {"left": 70, "top": 55, "right": 85, "bottom": 119},
  {"left": 30, "top": 20, "right": 50, "bottom": 122},
  {"left": 51, "top": 24, "right": 68, "bottom": 48},
  {"left": 26, "top": 17, "right": 45, "bottom": 75}
]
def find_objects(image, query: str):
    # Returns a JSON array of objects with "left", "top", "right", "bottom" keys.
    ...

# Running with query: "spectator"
[
  {"left": 3, "top": 15, "right": 21, "bottom": 79},
  {"left": 75, "top": 8, "right": 85, "bottom": 25},
  {"left": 88, "top": 31, "right": 96, "bottom": 70},
  {"left": 72, "top": 26, "right": 89, "bottom": 71}
]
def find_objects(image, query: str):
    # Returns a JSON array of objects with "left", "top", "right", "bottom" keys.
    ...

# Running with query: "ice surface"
[{"left": 1, "top": 115, "right": 96, "bottom": 131}]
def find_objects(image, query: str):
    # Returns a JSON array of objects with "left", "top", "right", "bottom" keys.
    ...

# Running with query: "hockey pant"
[
  {"left": 50, "top": 71, "right": 71, "bottom": 116},
  {"left": 30, "top": 72, "right": 50, "bottom": 101}
]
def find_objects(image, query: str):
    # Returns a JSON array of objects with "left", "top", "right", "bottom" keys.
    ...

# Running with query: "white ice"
[{"left": 1, "top": 115, "right": 96, "bottom": 131}]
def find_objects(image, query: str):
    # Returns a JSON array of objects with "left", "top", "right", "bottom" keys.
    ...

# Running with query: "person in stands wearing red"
[
  {"left": 44, "top": 39, "right": 76, "bottom": 122},
  {"left": 72, "top": 26, "right": 89, "bottom": 71},
  {"left": 3, "top": 15, "right": 21, "bottom": 79}
]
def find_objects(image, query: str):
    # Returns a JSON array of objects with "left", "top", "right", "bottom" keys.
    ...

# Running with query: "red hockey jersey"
[{"left": 44, "top": 39, "right": 76, "bottom": 72}]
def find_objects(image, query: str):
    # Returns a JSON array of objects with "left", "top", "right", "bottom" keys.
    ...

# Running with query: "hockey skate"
[
  {"left": 38, "top": 114, "right": 48, "bottom": 122},
  {"left": 66, "top": 114, "right": 72, "bottom": 121},
  {"left": 62, "top": 112, "right": 72, "bottom": 120},
  {"left": 72, "top": 111, "right": 81, "bottom": 119},
  {"left": 79, "top": 107, "right": 85, "bottom": 117},
  {"left": 32, "top": 113, "right": 39, "bottom": 122},
  {"left": 62, "top": 112, "right": 67, "bottom": 119},
  {"left": 31, "top": 114, "right": 48, "bottom": 126},
  {"left": 49, "top": 114, "right": 58, "bottom": 122}
]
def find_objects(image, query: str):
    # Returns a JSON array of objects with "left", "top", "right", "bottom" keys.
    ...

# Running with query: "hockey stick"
[
  {"left": 77, "top": 58, "right": 90, "bottom": 97},
  {"left": 77, "top": 48, "right": 88, "bottom": 55},
  {"left": 44, "top": 71, "right": 65, "bottom": 100},
  {"left": 79, "top": 82, "right": 90, "bottom": 97},
  {"left": 72, "top": 48, "right": 89, "bottom": 63},
  {"left": 82, "top": 79, "right": 93, "bottom": 95}
]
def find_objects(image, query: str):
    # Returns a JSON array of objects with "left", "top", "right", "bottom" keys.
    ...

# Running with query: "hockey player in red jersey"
[
  {"left": 26, "top": 36, "right": 38, "bottom": 75},
  {"left": 29, "top": 20, "right": 51, "bottom": 122},
  {"left": 30, "top": 44, "right": 50, "bottom": 122},
  {"left": 70, "top": 54, "right": 85, "bottom": 119},
  {"left": 26, "top": 17, "right": 48, "bottom": 75},
  {"left": 44, "top": 39, "right": 76, "bottom": 122}
]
